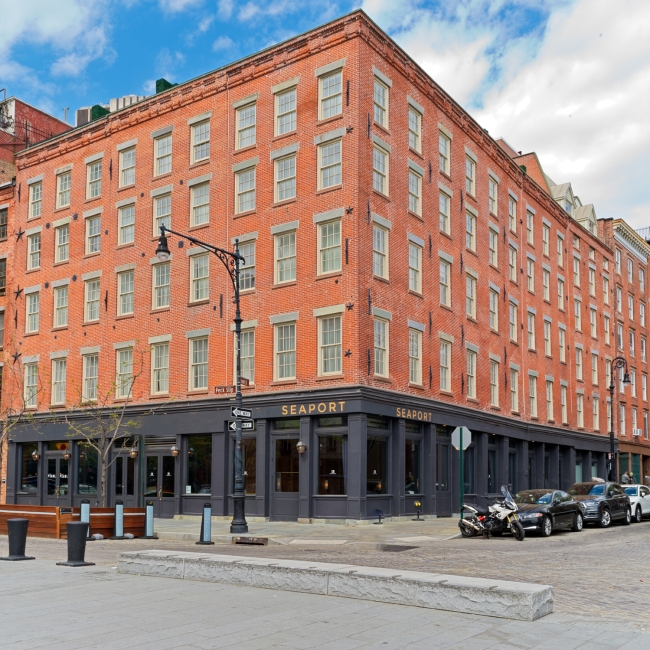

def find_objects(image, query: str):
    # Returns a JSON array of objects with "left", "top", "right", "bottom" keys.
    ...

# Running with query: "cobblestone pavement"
[
  {"left": 1, "top": 561, "right": 648, "bottom": 649},
  {"left": 3, "top": 517, "right": 650, "bottom": 625}
]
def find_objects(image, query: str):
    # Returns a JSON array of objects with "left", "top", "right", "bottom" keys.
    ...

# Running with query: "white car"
[{"left": 623, "top": 484, "right": 650, "bottom": 522}]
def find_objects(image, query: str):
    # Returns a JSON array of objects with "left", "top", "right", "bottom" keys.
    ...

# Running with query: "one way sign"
[
  {"left": 228, "top": 420, "right": 254, "bottom": 431},
  {"left": 231, "top": 406, "right": 252, "bottom": 419}
]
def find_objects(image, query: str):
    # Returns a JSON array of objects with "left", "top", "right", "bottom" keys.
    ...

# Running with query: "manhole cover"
[{"left": 381, "top": 545, "right": 418, "bottom": 552}]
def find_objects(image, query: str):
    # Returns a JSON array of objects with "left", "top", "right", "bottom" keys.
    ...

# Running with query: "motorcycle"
[{"left": 459, "top": 485, "right": 525, "bottom": 541}]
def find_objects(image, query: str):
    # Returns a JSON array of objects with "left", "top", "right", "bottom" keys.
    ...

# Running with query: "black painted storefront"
[{"left": 4, "top": 386, "right": 612, "bottom": 520}]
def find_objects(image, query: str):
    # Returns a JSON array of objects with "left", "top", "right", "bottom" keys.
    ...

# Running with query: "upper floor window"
[
  {"left": 55, "top": 224, "right": 69, "bottom": 263},
  {"left": 542, "top": 223, "right": 549, "bottom": 256},
  {"left": 239, "top": 241, "right": 256, "bottom": 292},
  {"left": 408, "top": 170, "right": 421, "bottom": 215},
  {"left": 408, "top": 107, "right": 421, "bottom": 152},
  {"left": 488, "top": 176, "right": 497, "bottom": 215},
  {"left": 465, "top": 157, "right": 475, "bottom": 195},
  {"left": 86, "top": 161, "right": 102, "bottom": 198},
  {"left": 191, "top": 120, "right": 210, "bottom": 163},
  {"left": 628, "top": 258, "right": 634, "bottom": 284},
  {"left": 373, "top": 225, "right": 388, "bottom": 279},
  {"left": 465, "top": 212, "right": 476, "bottom": 251},
  {"left": 27, "top": 233, "right": 41, "bottom": 270},
  {"left": 275, "top": 156, "right": 296, "bottom": 203},
  {"left": 372, "top": 145, "right": 388, "bottom": 195},
  {"left": 440, "top": 259, "right": 451, "bottom": 307},
  {"left": 408, "top": 243, "right": 422, "bottom": 293},
  {"left": 85, "top": 279, "right": 100, "bottom": 322},
  {"left": 0, "top": 208, "right": 7, "bottom": 240},
  {"left": 526, "top": 211, "right": 534, "bottom": 245},
  {"left": 120, "top": 148, "right": 136, "bottom": 187},
  {"left": 154, "top": 134, "right": 172, "bottom": 175},
  {"left": 439, "top": 191, "right": 451, "bottom": 235},
  {"left": 26, "top": 292, "right": 39, "bottom": 333},
  {"left": 119, "top": 205, "right": 135, "bottom": 245},
  {"left": 85, "top": 216, "right": 101, "bottom": 254},
  {"left": 29, "top": 182, "right": 42, "bottom": 218},
  {"left": 616, "top": 249, "right": 621, "bottom": 274},
  {"left": 319, "top": 71, "right": 342, "bottom": 120},
  {"left": 508, "top": 196, "right": 517, "bottom": 233},
  {"left": 318, "top": 140, "right": 341, "bottom": 190},
  {"left": 319, "top": 316, "right": 342, "bottom": 376},
  {"left": 0, "top": 258, "right": 6, "bottom": 297},
  {"left": 153, "top": 262, "right": 170, "bottom": 309},
  {"left": 276, "top": 88, "right": 297, "bottom": 135},
  {"left": 275, "top": 231, "right": 297, "bottom": 284},
  {"left": 641, "top": 268, "right": 646, "bottom": 294},
  {"left": 191, "top": 183, "right": 210, "bottom": 226},
  {"left": 117, "top": 270, "right": 134, "bottom": 316},
  {"left": 557, "top": 235, "right": 564, "bottom": 267},
  {"left": 439, "top": 132, "right": 450, "bottom": 175},
  {"left": 318, "top": 220, "right": 341, "bottom": 275},
  {"left": 191, "top": 254, "right": 209, "bottom": 302},
  {"left": 235, "top": 168, "right": 256, "bottom": 214},
  {"left": 236, "top": 104, "right": 256, "bottom": 149},
  {"left": 373, "top": 78, "right": 389, "bottom": 128},
  {"left": 56, "top": 172, "right": 71, "bottom": 208}
]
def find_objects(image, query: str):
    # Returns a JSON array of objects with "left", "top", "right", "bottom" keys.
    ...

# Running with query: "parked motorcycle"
[{"left": 459, "top": 485, "right": 525, "bottom": 541}]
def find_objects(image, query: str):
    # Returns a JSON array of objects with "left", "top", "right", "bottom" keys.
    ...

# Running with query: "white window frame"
[
  {"left": 543, "top": 269, "right": 550, "bottom": 301},
  {"left": 275, "top": 230, "right": 297, "bottom": 284},
  {"left": 489, "top": 228, "right": 498, "bottom": 266},
  {"left": 85, "top": 216, "right": 101, "bottom": 255},
  {"left": 527, "top": 312, "right": 536, "bottom": 350},
  {"left": 116, "top": 347, "right": 134, "bottom": 399},
  {"left": 558, "top": 235, "right": 564, "bottom": 267},
  {"left": 440, "top": 259, "right": 451, "bottom": 307},
  {"left": 319, "top": 70, "right": 342, "bottom": 121},
  {"left": 51, "top": 358, "right": 67, "bottom": 405},
  {"left": 191, "top": 182, "right": 210, "bottom": 227},
  {"left": 466, "top": 274, "right": 476, "bottom": 319},
  {"left": 53, "top": 285, "right": 68, "bottom": 328},
  {"left": 119, "top": 147, "right": 136, "bottom": 187},
  {"left": 373, "top": 77, "right": 389, "bottom": 127},
  {"left": 154, "top": 194, "right": 171, "bottom": 234},
  {"left": 544, "top": 320, "right": 551, "bottom": 356},
  {"left": 526, "top": 211, "right": 534, "bottom": 245},
  {"left": 561, "top": 385, "right": 568, "bottom": 423},
  {"left": 439, "top": 131, "right": 450, "bottom": 175},
  {"left": 408, "top": 243, "right": 422, "bottom": 294},
  {"left": 408, "top": 107, "right": 421, "bottom": 152},
  {"left": 275, "top": 322, "right": 297, "bottom": 381},
  {"left": 191, "top": 254, "right": 209, "bottom": 303},
  {"left": 235, "top": 167, "right": 256, "bottom": 214},
  {"left": 27, "top": 233, "right": 41, "bottom": 270},
  {"left": 275, "top": 87, "right": 297, "bottom": 136},
  {"left": 466, "top": 349, "right": 477, "bottom": 398},
  {"left": 489, "top": 176, "right": 498, "bottom": 215},
  {"left": 189, "top": 336, "right": 209, "bottom": 391},
  {"left": 191, "top": 120, "right": 210, "bottom": 163},
  {"left": 82, "top": 354, "right": 98, "bottom": 402},
  {"left": 509, "top": 303, "right": 518, "bottom": 343},
  {"left": 409, "top": 170, "right": 422, "bottom": 215},
  {"left": 319, "top": 316, "right": 342, "bottom": 376},
  {"left": 152, "top": 262, "right": 171, "bottom": 310},
  {"left": 29, "top": 182, "right": 42, "bottom": 219},
  {"left": 439, "top": 191, "right": 451, "bottom": 234},
  {"left": 84, "top": 279, "right": 100, "bottom": 322},
  {"left": 374, "top": 318, "right": 389, "bottom": 378},
  {"left": 465, "top": 157, "right": 475, "bottom": 196},
  {"left": 26, "top": 292, "right": 39, "bottom": 333},
  {"left": 546, "top": 380, "right": 554, "bottom": 421},
  {"left": 440, "top": 340, "right": 451, "bottom": 392},
  {"left": 236, "top": 103, "right": 256, "bottom": 150},
  {"left": 529, "top": 375, "right": 538, "bottom": 417},
  {"left": 154, "top": 134, "right": 172, "bottom": 176},
  {"left": 275, "top": 155, "right": 296, "bottom": 203},
  {"left": 542, "top": 224, "right": 549, "bottom": 256},
  {"left": 318, "top": 220, "right": 342, "bottom": 275},
  {"left": 24, "top": 363, "right": 38, "bottom": 408},
  {"left": 490, "top": 360, "right": 499, "bottom": 407},
  {"left": 577, "top": 393, "right": 584, "bottom": 428},
  {"left": 465, "top": 212, "right": 476, "bottom": 251},
  {"left": 372, "top": 225, "right": 388, "bottom": 279},
  {"left": 372, "top": 145, "right": 389, "bottom": 195},
  {"left": 576, "top": 347, "right": 583, "bottom": 381},
  {"left": 318, "top": 140, "right": 342, "bottom": 190},
  {"left": 592, "top": 353, "right": 598, "bottom": 385},
  {"left": 593, "top": 397, "right": 599, "bottom": 431},
  {"left": 509, "top": 246, "right": 517, "bottom": 283},
  {"left": 56, "top": 171, "right": 71, "bottom": 208},
  {"left": 508, "top": 196, "right": 517, "bottom": 233},
  {"left": 559, "top": 327, "right": 566, "bottom": 363},
  {"left": 119, "top": 204, "right": 135, "bottom": 245},
  {"left": 117, "top": 270, "right": 134, "bottom": 317},
  {"left": 527, "top": 259, "right": 535, "bottom": 293},
  {"left": 86, "top": 161, "right": 102, "bottom": 198},
  {"left": 55, "top": 224, "right": 69, "bottom": 263},
  {"left": 510, "top": 369, "right": 519, "bottom": 413},
  {"left": 151, "top": 342, "right": 170, "bottom": 395}
]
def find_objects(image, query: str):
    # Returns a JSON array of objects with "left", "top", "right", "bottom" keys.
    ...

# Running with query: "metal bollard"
[
  {"left": 373, "top": 509, "right": 384, "bottom": 525},
  {"left": 56, "top": 521, "right": 95, "bottom": 567},
  {"left": 196, "top": 502, "right": 215, "bottom": 545},
  {"left": 141, "top": 501, "right": 156, "bottom": 539},
  {"left": 80, "top": 499, "right": 92, "bottom": 540},
  {"left": 0, "top": 519, "right": 35, "bottom": 561},
  {"left": 110, "top": 500, "right": 125, "bottom": 540}
]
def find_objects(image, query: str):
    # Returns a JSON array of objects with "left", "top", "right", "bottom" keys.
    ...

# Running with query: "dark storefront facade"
[{"left": 4, "top": 386, "right": 612, "bottom": 520}]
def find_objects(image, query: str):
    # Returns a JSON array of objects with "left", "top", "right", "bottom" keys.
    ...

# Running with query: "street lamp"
[
  {"left": 609, "top": 356, "right": 631, "bottom": 483},
  {"left": 155, "top": 225, "right": 248, "bottom": 534}
]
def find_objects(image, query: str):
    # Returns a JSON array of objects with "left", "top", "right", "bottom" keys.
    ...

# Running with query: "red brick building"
[{"left": 2, "top": 10, "right": 646, "bottom": 520}]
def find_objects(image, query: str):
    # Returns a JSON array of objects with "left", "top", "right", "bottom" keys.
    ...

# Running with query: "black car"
[
  {"left": 514, "top": 490, "right": 584, "bottom": 536},
  {"left": 567, "top": 482, "right": 631, "bottom": 527}
]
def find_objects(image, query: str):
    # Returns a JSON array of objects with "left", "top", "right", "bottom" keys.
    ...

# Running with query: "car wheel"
[
  {"left": 623, "top": 507, "right": 632, "bottom": 525},
  {"left": 598, "top": 508, "right": 611, "bottom": 528},
  {"left": 541, "top": 515, "right": 553, "bottom": 537},
  {"left": 571, "top": 512, "right": 583, "bottom": 532},
  {"left": 634, "top": 506, "right": 643, "bottom": 523}
]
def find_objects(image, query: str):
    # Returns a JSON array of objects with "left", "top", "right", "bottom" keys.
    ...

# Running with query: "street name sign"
[
  {"left": 231, "top": 406, "right": 252, "bottom": 419},
  {"left": 240, "top": 377, "right": 250, "bottom": 387},
  {"left": 228, "top": 420, "right": 255, "bottom": 431},
  {"left": 215, "top": 386, "right": 235, "bottom": 395}
]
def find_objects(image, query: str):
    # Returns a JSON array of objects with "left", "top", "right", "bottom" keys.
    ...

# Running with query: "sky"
[{"left": 1, "top": 0, "right": 649, "bottom": 230}]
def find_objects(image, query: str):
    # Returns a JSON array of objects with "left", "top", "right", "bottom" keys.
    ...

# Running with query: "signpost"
[
  {"left": 451, "top": 427, "right": 472, "bottom": 519},
  {"left": 228, "top": 420, "right": 254, "bottom": 431}
]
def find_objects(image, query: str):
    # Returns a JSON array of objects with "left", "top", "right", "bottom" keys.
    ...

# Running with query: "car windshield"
[
  {"left": 624, "top": 487, "right": 638, "bottom": 496},
  {"left": 569, "top": 483, "right": 605, "bottom": 496},
  {"left": 515, "top": 490, "right": 553, "bottom": 504}
]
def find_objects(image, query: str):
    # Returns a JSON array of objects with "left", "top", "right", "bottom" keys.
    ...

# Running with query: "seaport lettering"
[
  {"left": 396, "top": 408, "right": 433, "bottom": 421},
  {"left": 281, "top": 401, "right": 346, "bottom": 416}
]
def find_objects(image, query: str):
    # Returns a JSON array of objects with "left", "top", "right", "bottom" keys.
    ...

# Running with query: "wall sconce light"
[
  {"left": 31, "top": 449, "right": 40, "bottom": 461},
  {"left": 188, "top": 447, "right": 195, "bottom": 456},
  {"left": 171, "top": 445, "right": 180, "bottom": 457},
  {"left": 296, "top": 440, "right": 307, "bottom": 454},
  {"left": 63, "top": 451, "right": 71, "bottom": 461},
  {"left": 129, "top": 448, "right": 138, "bottom": 459}
]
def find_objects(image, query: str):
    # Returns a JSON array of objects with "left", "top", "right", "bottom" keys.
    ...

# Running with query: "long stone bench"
[{"left": 117, "top": 550, "right": 553, "bottom": 621}]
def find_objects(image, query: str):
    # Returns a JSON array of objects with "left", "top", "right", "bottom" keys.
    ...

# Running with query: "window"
[
  {"left": 604, "top": 315, "right": 611, "bottom": 345},
  {"left": 509, "top": 303, "right": 517, "bottom": 342},
  {"left": 55, "top": 223, "right": 70, "bottom": 262},
  {"left": 191, "top": 254, "right": 209, "bottom": 302},
  {"left": 589, "top": 268, "right": 596, "bottom": 296},
  {"left": 240, "top": 241, "right": 255, "bottom": 291},
  {"left": 154, "top": 194, "right": 171, "bottom": 233},
  {"left": 408, "top": 108, "right": 421, "bottom": 152},
  {"left": 526, "top": 211, "right": 534, "bottom": 244},
  {"left": 489, "top": 176, "right": 497, "bottom": 214},
  {"left": 542, "top": 224, "right": 549, "bottom": 256},
  {"left": 275, "top": 156, "right": 296, "bottom": 202},
  {"left": 372, "top": 225, "right": 387, "bottom": 279},
  {"left": 319, "top": 69, "right": 343, "bottom": 118},
  {"left": 603, "top": 276, "right": 610, "bottom": 304},
  {"left": 26, "top": 292, "right": 39, "bottom": 333},
  {"left": 29, "top": 182, "right": 42, "bottom": 218},
  {"left": 373, "top": 78, "right": 388, "bottom": 127},
  {"left": 465, "top": 212, "right": 476, "bottom": 251},
  {"left": 641, "top": 268, "right": 646, "bottom": 293},
  {"left": 151, "top": 343, "right": 169, "bottom": 394},
  {"left": 628, "top": 258, "right": 634, "bottom": 283},
  {"left": 510, "top": 368, "right": 519, "bottom": 412},
  {"left": 319, "top": 316, "right": 341, "bottom": 375},
  {"left": 190, "top": 337, "right": 208, "bottom": 390},
  {"left": 275, "top": 323, "right": 296, "bottom": 380},
  {"left": 631, "top": 330, "right": 636, "bottom": 356},
  {"left": 543, "top": 268, "right": 550, "bottom": 301},
  {"left": 508, "top": 196, "right": 517, "bottom": 232},
  {"left": 641, "top": 302, "right": 646, "bottom": 327},
  {"left": 319, "top": 220, "right": 341, "bottom": 274},
  {"left": 154, "top": 134, "right": 172, "bottom": 176},
  {"left": 117, "top": 270, "right": 134, "bottom": 316},
  {"left": 85, "top": 216, "right": 101, "bottom": 254},
  {"left": 561, "top": 385, "right": 568, "bottom": 423},
  {"left": 489, "top": 289, "right": 498, "bottom": 330},
  {"left": 439, "top": 191, "right": 451, "bottom": 234},
  {"left": 51, "top": 358, "right": 66, "bottom": 405},
  {"left": 408, "top": 243, "right": 422, "bottom": 293},
  {"left": 629, "top": 295, "right": 634, "bottom": 321},
  {"left": 557, "top": 235, "right": 564, "bottom": 267},
  {"left": 0, "top": 258, "right": 5, "bottom": 297},
  {"left": 440, "top": 340, "right": 451, "bottom": 391},
  {"left": 529, "top": 375, "right": 538, "bottom": 417},
  {"left": 592, "top": 353, "right": 598, "bottom": 385},
  {"left": 440, "top": 259, "right": 451, "bottom": 306},
  {"left": 490, "top": 360, "right": 499, "bottom": 406},
  {"left": 439, "top": 132, "right": 450, "bottom": 174},
  {"left": 466, "top": 274, "right": 476, "bottom": 319},
  {"left": 0, "top": 208, "right": 6, "bottom": 240},
  {"left": 643, "top": 374, "right": 648, "bottom": 401},
  {"left": 620, "top": 404, "right": 626, "bottom": 436},
  {"left": 527, "top": 259, "right": 535, "bottom": 292},
  {"left": 573, "top": 257, "right": 581, "bottom": 287},
  {"left": 153, "top": 262, "right": 170, "bottom": 309},
  {"left": 54, "top": 286, "right": 68, "bottom": 328},
  {"left": 236, "top": 167, "right": 256, "bottom": 213},
  {"left": 87, "top": 161, "right": 102, "bottom": 198},
  {"left": 606, "top": 359, "right": 612, "bottom": 387},
  {"left": 24, "top": 364, "right": 38, "bottom": 408},
  {"left": 544, "top": 320, "right": 551, "bottom": 356},
  {"left": 85, "top": 279, "right": 100, "bottom": 321},
  {"left": 509, "top": 246, "right": 517, "bottom": 282},
  {"left": 191, "top": 183, "right": 210, "bottom": 226},
  {"left": 633, "top": 409, "right": 638, "bottom": 435},
  {"left": 466, "top": 350, "right": 477, "bottom": 398},
  {"left": 119, "top": 205, "right": 135, "bottom": 245},
  {"left": 527, "top": 312, "right": 536, "bottom": 349},
  {"left": 576, "top": 348, "right": 583, "bottom": 380},
  {"left": 236, "top": 104, "right": 256, "bottom": 149},
  {"left": 238, "top": 330, "right": 255, "bottom": 386},
  {"left": 574, "top": 299, "right": 582, "bottom": 331},
  {"left": 319, "top": 140, "right": 341, "bottom": 189},
  {"left": 618, "top": 323, "right": 624, "bottom": 349},
  {"left": 585, "top": 308, "right": 596, "bottom": 340},
  {"left": 631, "top": 369, "right": 637, "bottom": 398},
  {"left": 276, "top": 88, "right": 296, "bottom": 135},
  {"left": 489, "top": 228, "right": 498, "bottom": 266},
  {"left": 116, "top": 347, "right": 133, "bottom": 399},
  {"left": 27, "top": 233, "right": 40, "bottom": 269},
  {"left": 577, "top": 394, "right": 584, "bottom": 427},
  {"left": 56, "top": 172, "right": 71, "bottom": 208},
  {"left": 593, "top": 397, "right": 599, "bottom": 430},
  {"left": 616, "top": 249, "right": 621, "bottom": 274},
  {"left": 465, "top": 157, "right": 475, "bottom": 195},
  {"left": 120, "top": 147, "right": 136, "bottom": 186},
  {"left": 276, "top": 231, "right": 297, "bottom": 283},
  {"left": 645, "top": 412, "right": 649, "bottom": 439},
  {"left": 191, "top": 120, "right": 210, "bottom": 163},
  {"left": 83, "top": 354, "right": 98, "bottom": 401},
  {"left": 409, "top": 170, "right": 421, "bottom": 215},
  {"left": 546, "top": 380, "right": 554, "bottom": 420},
  {"left": 559, "top": 327, "right": 566, "bottom": 362},
  {"left": 642, "top": 337, "right": 647, "bottom": 363},
  {"left": 616, "top": 287, "right": 622, "bottom": 312},
  {"left": 372, "top": 146, "right": 388, "bottom": 195},
  {"left": 374, "top": 318, "right": 388, "bottom": 377}
]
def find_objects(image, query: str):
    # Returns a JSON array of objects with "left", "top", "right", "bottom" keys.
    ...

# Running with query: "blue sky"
[{"left": 2, "top": 0, "right": 649, "bottom": 229}]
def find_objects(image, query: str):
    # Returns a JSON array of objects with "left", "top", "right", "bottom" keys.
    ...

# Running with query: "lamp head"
[
  {"left": 296, "top": 440, "right": 307, "bottom": 454},
  {"left": 623, "top": 372, "right": 632, "bottom": 385},
  {"left": 156, "top": 228, "right": 171, "bottom": 262},
  {"left": 170, "top": 444, "right": 180, "bottom": 457}
]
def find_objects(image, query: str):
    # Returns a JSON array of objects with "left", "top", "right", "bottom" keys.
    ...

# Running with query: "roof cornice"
[{"left": 613, "top": 219, "right": 650, "bottom": 262}]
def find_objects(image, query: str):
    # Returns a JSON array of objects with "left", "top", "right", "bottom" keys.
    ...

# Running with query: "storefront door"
[
  {"left": 112, "top": 455, "right": 136, "bottom": 508},
  {"left": 45, "top": 456, "right": 70, "bottom": 507},
  {"left": 436, "top": 440, "right": 452, "bottom": 517},
  {"left": 271, "top": 438, "right": 299, "bottom": 521},
  {"left": 144, "top": 454, "right": 175, "bottom": 518}
]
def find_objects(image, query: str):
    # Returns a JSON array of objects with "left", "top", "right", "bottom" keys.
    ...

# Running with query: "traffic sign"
[
  {"left": 231, "top": 406, "right": 252, "bottom": 419},
  {"left": 451, "top": 426, "right": 472, "bottom": 450},
  {"left": 228, "top": 419, "right": 255, "bottom": 431},
  {"left": 215, "top": 386, "right": 235, "bottom": 395}
]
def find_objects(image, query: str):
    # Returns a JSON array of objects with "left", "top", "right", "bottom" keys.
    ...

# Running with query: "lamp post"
[
  {"left": 155, "top": 225, "right": 248, "bottom": 534},
  {"left": 608, "top": 356, "right": 631, "bottom": 483}
]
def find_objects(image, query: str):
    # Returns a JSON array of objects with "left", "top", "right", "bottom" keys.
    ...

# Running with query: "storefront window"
[
  {"left": 487, "top": 448, "right": 497, "bottom": 493},
  {"left": 318, "top": 435, "right": 346, "bottom": 495},
  {"left": 464, "top": 446, "right": 475, "bottom": 494},
  {"left": 275, "top": 439, "right": 299, "bottom": 492},
  {"left": 20, "top": 443, "right": 39, "bottom": 493},
  {"left": 231, "top": 438, "right": 256, "bottom": 494},
  {"left": 367, "top": 436, "right": 388, "bottom": 494},
  {"left": 78, "top": 446, "right": 98, "bottom": 495},
  {"left": 318, "top": 416, "right": 347, "bottom": 427},
  {"left": 274, "top": 419, "right": 300, "bottom": 430},
  {"left": 115, "top": 457, "right": 124, "bottom": 495},
  {"left": 368, "top": 416, "right": 390, "bottom": 430},
  {"left": 187, "top": 435, "right": 212, "bottom": 494},
  {"left": 405, "top": 439, "right": 421, "bottom": 494}
]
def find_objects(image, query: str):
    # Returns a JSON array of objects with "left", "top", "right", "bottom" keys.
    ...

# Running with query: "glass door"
[
  {"left": 112, "top": 455, "right": 136, "bottom": 508},
  {"left": 45, "top": 456, "right": 69, "bottom": 507},
  {"left": 436, "top": 439, "right": 451, "bottom": 517},
  {"left": 271, "top": 438, "right": 299, "bottom": 521},
  {"left": 145, "top": 454, "right": 176, "bottom": 518}
]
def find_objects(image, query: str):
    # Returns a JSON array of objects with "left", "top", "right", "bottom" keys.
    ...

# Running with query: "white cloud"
[
  {"left": 217, "top": 0, "right": 233, "bottom": 20},
  {"left": 155, "top": 48, "right": 186, "bottom": 81},
  {"left": 212, "top": 36, "right": 234, "bottom": 51},
  {"left": 237, "top": 0, "right": 293, "bottom": 22},
  {"left": 158, "top": 0, "right": 204, "bottom": 12}
]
